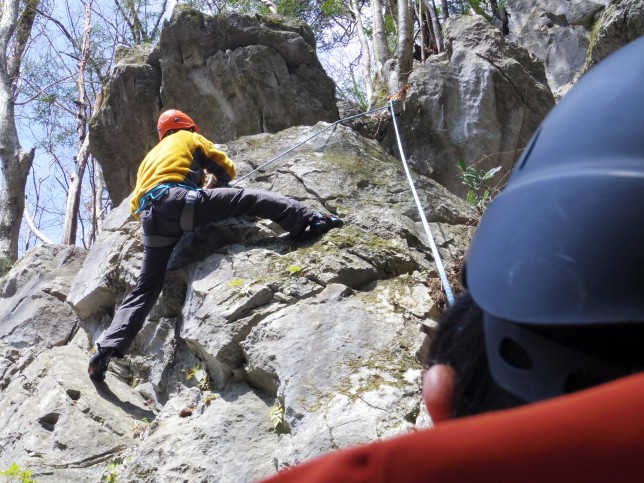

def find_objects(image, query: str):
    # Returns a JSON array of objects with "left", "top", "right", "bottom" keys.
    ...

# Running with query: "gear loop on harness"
[{"left": 180, "top": 189, "right": 200, "bottom": 232}]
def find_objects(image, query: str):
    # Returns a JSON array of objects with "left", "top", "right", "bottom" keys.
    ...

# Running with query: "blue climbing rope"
[{"left": 388, "top": 100, "right": 455, "bottom": 306}]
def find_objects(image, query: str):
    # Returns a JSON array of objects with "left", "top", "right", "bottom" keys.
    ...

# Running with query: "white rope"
[
  {"left": 388, "top": 100, "right": 455, "bottom": 306},
  {"left": 231, "top": 106, "right": 389, "bottom": 186}
]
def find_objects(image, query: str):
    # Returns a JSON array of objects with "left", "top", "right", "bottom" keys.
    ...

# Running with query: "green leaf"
[
  {"left": 287, "top": 265, "right": 302, "bottom": 274},
  {"left": 482, "top": 166, "right": 502, "bottom": 180},
  {"left": 0, "top": 463, "right": 21, "bottom": 476},
  {"left": 320, "top": 0, "right": 345, "bottom": 16},
  {"left": 270, "top": 401, "right": 286, "bottom": 432}
]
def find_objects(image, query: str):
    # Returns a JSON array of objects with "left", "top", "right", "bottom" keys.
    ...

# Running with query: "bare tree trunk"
[
  {"left": 87, "top": 157, "right": 105, "bottom": 247},
  {"left": 425, "top": 10, "right": 437, "bottom": 53},
  {"left": 350, "top": 0, "right": 373, "bottom": 102},
  {"left": 8, "top": 0, "right": 38, "bottom": 96},
  {"left": 416, "top": 1, "right": 426, "bottom": 62},
  {"left": 24, "top": 203, "right": 52, "bottom": 244},
  {"left": 86, "top": 91, "right": 105, "bottom": 248},
  {"left": 371, "top": 0, "right": 391, "bottom": 86},
  {"left": 440, "top": 0, "right": 449, "bottom": 19},
  {"left": 63, "top": 0, "right": 92, "bottom": 245},
  {"left": 424, "top": 0, "right": 444, "bottom": 53},
  {"left": 390, "top": 0, "right": 413, "bottom": 92},
  {"left": 0, "top": 0, "right": 36, "bottom": 273},
  {"left": 370, "top": 0, "right": 392, "bottom": 103},
  {"left": 63, "top": 137, "right": 90, "bottom": 245}
]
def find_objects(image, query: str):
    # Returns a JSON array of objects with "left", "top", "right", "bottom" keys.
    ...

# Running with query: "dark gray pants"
[{"left": 97, "top": 186, "right": 316, "bottom": 356}]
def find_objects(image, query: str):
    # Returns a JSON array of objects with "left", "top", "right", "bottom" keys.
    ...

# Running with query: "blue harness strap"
[
  {"left": 135, "top": 182, "right": 203, "bottom": 214},
  {"left": 135, "top": 183, "right": 175, "bottom": 214}
]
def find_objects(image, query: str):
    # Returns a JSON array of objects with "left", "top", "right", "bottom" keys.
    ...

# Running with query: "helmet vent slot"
[{"left": 499, "top": 337, "right": 533, "bottom": 370}]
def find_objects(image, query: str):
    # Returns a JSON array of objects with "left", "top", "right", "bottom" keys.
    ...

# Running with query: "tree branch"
[
  {"left": 24, "top": 202, "right": 53, "bottom": 244},
  {"left": 34, "top": 6, "right": 80, "bottom": 51}
]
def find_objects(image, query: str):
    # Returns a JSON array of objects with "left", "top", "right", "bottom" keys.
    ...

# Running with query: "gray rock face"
[
  {"left": 159, "top": 10, "right": 337, "bottom": 141},
  {"left": 90, "top": 7, "right": 338, "bottom": 206},
  {"left": 0, "top": 345, "right": 155, "bottom": 482},
  {"left": 3, "top": 123, "right": 475, "bottom": 481},
  {"left": 584, "top": 0, "right": 644, "bottom": 69},
  {"left": 89, "top": 44, "right": 162, "bottom": 206},
  {"left": 506, "top": 0, "right": 644, "bottom": 98},
  {"left": 0, "top": 245, "right": 86, "bottom": 351},
  {"left": 15, "top": 4, "right": 644, "bottom": 480},
  {"left": 115, "top": 384, "right": 279, "bottom": 482},
  {"left": 396, "top": 15, "right": 554, "bottom": 197}
]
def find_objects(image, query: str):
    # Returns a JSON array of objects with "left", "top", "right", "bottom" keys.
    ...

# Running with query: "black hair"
[
  {"left": 426, "top": 292, "right": 525, "bottom": 417},
  {"left": 427, "top": 293, "right": 644, "bottom": 417},
  {"left": 162, "top": 126, "right": 196, "bottom": 139}
]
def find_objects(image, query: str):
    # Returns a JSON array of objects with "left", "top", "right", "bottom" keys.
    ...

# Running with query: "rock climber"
[
  {"left": 88, "top": 109, "right": 342, "bottom": 381},
  {"left": 260, "top": 36, "right": 644, "bottom": 482}
]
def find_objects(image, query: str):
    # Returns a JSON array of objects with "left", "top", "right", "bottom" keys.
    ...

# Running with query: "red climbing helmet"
[{"left": 157, "top": 109, "right": 199, "bottom": 140}]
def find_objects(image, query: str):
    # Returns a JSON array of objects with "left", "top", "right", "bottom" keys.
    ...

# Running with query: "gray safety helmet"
[{"left": 464, "top": 36, "right": 644, "bottom": 403}]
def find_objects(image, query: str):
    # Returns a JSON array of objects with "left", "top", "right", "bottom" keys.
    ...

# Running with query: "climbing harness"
[
  {"left": 137, "top": 182, "right": 203, "bottom": 248},
  {"left": 388, "top": 100, "right": 455, "bottom": 306},
  {"left": 231, "top": 106, "right": 389, "bottom": 187},
  {"left": 135, "top": 183, "right": 176, "bottom": 215}
]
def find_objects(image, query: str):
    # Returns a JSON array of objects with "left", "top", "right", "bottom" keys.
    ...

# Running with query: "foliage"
[
  {"left": 128, "top": 372, "right": 138, "bottom": 387},
  {"left": 111, "top": 0, "right": 168, "bottom": 44},
  {"left": 0, "top": 463, "right": 36, "bottom": 483},
  {"left": 101, "top": 462, "right": 120, "bottom": 483},
  {"left": 337, "top": 82, "right": 369, "bottom": 112},
  {"left": 269, "top": 400, "right": 286, "bottom": 433},
  {"left": 16, "top": 0, "right": 126, "bottom": 251},
  {"left": 434, "top": 0, "right": 504, "bottom": 18},
  {"left": 181, "top": 0, "right": 353, "bottom": 50},
  {"left": 185, "top": 363, "right": 212, "bottom": 390},
  {"left": 0, "top": 259, "right": 12, "bottom": 278},
  {"left": 287, "top": 265, "right": 302, "bottom": 274},
  {"left": 198, "top": 372, "right": 212, "bottom": 391},
  {"left": 456, "top": 160, "right": 501, "bottom": 213},
  {"left": 328, "top": 50, "right": 370, "bottom": 110},
  {"left": 185, "top": 363, "right": 201, "bottom": 381}
]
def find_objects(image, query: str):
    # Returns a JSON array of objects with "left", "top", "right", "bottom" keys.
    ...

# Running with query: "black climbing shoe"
[
  {"left": 88, "top": 346, "right": 113, "bottom": 382},
  {"left": 293, "top": 213, "right": 344, "bottom": 240}
]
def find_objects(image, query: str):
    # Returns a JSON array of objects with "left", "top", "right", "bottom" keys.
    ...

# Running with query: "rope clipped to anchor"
[{"left": 231, "top": 106, "right": 389, "bottom": 186}]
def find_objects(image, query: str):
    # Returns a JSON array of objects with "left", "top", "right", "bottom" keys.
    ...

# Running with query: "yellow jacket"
[{"left": 130, "top": 130, "right": 237, "bottom": 219}]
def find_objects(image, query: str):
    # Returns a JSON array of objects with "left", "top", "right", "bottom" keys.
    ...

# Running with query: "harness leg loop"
[{"left": 180, "top": 190, "right": 200, "bottom": 232}]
